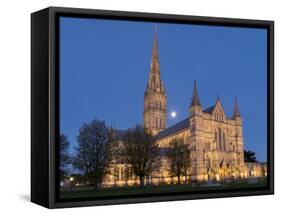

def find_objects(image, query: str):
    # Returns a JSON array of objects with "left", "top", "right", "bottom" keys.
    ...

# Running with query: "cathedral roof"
[
  {"left": 156, "top": 118, "right": 190, "bottom": 140},
  {"left": 203, "top": 105, "right": 215, "bottom": 114},
  {"left": 114, "top": 129, "right": 127, "bottom": 140}
]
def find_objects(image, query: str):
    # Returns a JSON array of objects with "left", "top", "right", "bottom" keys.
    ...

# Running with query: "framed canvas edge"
[{"left": 41, "top": 6, "right": 274, "bottom": 208}]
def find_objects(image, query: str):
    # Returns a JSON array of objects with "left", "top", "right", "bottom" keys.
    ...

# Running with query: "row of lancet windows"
[
  {"left": 215, "top": 128, "right": 226, "bottom": 150},
  {"left": 214, "top": 112, "right": 224, "bottom": 122},
  {"left": 150, "top": 117, "right": 164, "bottom": 128},
  {"left": 149, "top": 101, "right": 163, "bottom": 109}
]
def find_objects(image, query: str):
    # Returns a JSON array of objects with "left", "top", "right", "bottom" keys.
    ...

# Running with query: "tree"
[
  {"left": 60, "top": 134, "right": 70, "bottom": 181},
  {"left": 244, "top": 150, "right": 258, "bottom": 163},
  {"left": 122, "top": 125, "right": 159, "bottom": 187},
  {"left": 73, "top": 119, "right": 116, "bottom": 189},
  {"left": 166, "top": 137, "right": 190, "bottom": 184}
]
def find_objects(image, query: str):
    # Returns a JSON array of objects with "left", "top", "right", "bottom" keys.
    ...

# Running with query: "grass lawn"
[{"left": 60, "top": 177, "right": 267, "bottom": 200}]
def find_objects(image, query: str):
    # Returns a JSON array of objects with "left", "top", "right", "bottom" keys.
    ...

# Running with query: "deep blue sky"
[{"left": 60, "top": 17, "right": 267, "bottom": 161}]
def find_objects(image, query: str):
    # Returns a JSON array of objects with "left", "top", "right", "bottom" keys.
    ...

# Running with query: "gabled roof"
[{"left": 157, "top": 118, "right": 189, "bottom": 140}]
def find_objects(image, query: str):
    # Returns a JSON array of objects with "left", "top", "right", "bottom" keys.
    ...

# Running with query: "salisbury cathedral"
[{"left": 103, "top": 29, "right": 267, "bottom": 187}]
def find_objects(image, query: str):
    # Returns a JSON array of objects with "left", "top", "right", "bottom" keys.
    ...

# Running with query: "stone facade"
[
  {"left": 157, "top": 88, "right": 246, "bottom": 182},
  {"left": 102, "top": 28, "right": 266, "bottom": 187}
]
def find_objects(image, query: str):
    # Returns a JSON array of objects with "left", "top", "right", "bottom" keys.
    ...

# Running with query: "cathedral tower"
[{"left": 144, "top": 27, "right": 167, "bottom": 136}]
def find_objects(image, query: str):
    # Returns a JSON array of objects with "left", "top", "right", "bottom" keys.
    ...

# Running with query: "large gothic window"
[
  {"left": 218, "top": 128, "right": 222, "bottom": 150},
  {"left": 215, "top": 128, "right": 226, "bottom": 150},
  {"left": 214, "top": 111, "right": 224, "bottom": 122},
  {"left": 215, "top": 131, "right": 219, "bottom": 150},
  {"left": 220, "top": 112, "right": 224, "bottom": 122},
  {"left": 223, "top": 132, "right": 226, "bottom": 150}
]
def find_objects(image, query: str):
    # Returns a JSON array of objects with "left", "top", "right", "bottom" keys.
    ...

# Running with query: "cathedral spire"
[
  {"left": 144, "top": 26, "right": 167, "bottom": 136},
  {"left": 146, "top": 25, "right": 164, "bottom": 93},
  {"left": 232, "top": 97, "right": 241, "bottom": 119},
  {"left": 152, "top": 25, "right": 158, "bottom": 60},
  {"left": 190, "top": 80, "right": 201, "bottom": 107}
]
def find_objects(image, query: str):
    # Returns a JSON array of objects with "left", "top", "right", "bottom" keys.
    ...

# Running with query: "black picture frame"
[{"left": 31, "top": 6, "right": 274, "bottom": 208}]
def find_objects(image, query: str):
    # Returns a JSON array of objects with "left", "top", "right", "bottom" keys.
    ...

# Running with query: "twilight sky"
[{"left": 60, "top": 17, "right": 267, "bottom": 161}]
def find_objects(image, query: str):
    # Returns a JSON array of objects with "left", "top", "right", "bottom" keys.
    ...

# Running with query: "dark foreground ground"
[{"left": 60, "top": 177, "right": 267, "bottom": 200}]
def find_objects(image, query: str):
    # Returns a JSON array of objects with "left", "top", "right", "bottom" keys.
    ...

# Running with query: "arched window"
[
  {"left": 160, "top": 118, "right": 162, "bottom": 128},
  {"left": 215, "top": 112, "right": 219, "bottom": 121},
  {"left": 215, "top": 112, "right": 224, "bottom": 122},
  {"left": 159, "top": 101, "right": 162, "bottom": 109},
  {"left": 223, "top": 132, "right": 226, "bottom": 150},
  {"left": 156, "top": 117, "right": 158, "bottom": 128},
  {"left": 215, "top": 130, "right": 219, "bottom": 150},
  {"left": 218, "top": 128, "right": 222, "bottom": 150}
]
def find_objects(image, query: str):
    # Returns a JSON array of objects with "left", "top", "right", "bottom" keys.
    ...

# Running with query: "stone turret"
[
  {"left": 189, "top": 80, "right": 202, "bottom": 116},
  {"left": 188, "top": 81, "right": 205, "bottom": 181},
  {"left": 232, "top": 97, "right": 241, "bottom": 119}
]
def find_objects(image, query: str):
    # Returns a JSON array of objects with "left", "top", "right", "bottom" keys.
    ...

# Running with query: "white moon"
[{"left": 171, "top": 111, "right": 177, "bottom": 118}]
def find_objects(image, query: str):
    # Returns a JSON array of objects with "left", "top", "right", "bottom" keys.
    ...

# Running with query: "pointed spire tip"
[
  {"left": 146, "top": 26, "right": 163, "bottom": 93},
  {"left": 232, "top": 96, "right": 241, "bottom": 118},
  {"left": 190, "top": 80, "right": 201, "bottom": 107}
]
